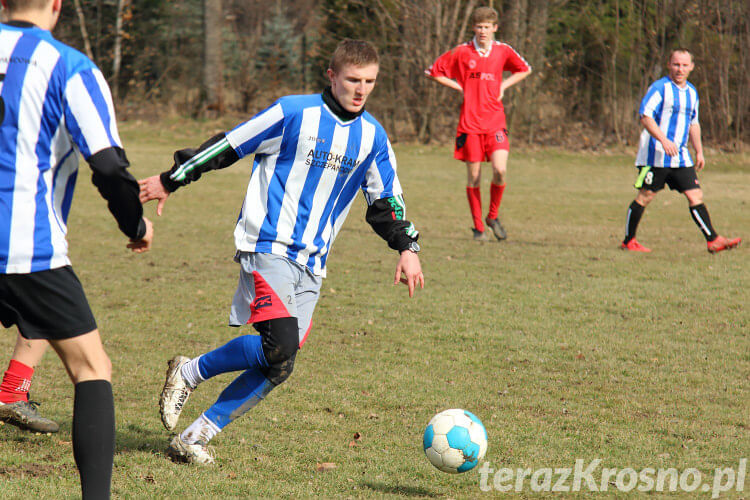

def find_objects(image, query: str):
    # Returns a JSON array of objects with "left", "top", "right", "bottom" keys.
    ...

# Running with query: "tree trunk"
[
  {"left": 72, "top": 0, "right": 94, "bottom": 61},
  {"left": 111, "top": 0, "right": 130, "bottom": 101},
  {"left": 203, "top": 0, "right": 224, "bottom": 115}
]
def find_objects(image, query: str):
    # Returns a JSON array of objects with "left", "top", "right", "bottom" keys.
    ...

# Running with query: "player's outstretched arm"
[
  {"left": 394, "top": 250, "right": 424, "bottom": 298},
  {"left": 138, "top": 176, "right": 170, "bottom": 216}
]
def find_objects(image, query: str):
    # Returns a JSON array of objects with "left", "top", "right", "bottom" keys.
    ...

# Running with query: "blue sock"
[
  {"left": 203, "top": 370, "right": 275, "bottom": 429},
  {"left": 198, "top": 334, "right": 268, "bottom": 380}
]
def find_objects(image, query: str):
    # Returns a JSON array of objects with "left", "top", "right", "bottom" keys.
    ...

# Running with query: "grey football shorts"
[{"left": 229, "top": 251, "right": 322, "bottom": 347}]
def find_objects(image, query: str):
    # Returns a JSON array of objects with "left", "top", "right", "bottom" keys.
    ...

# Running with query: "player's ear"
[{"left": 326, "top": 68, "right": 335, "bottom": 84}]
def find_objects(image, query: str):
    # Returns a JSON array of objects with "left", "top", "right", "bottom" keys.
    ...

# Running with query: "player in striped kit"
[
  {"left": 426, "top": 7, "right": 531, "bottom": 241},
  {"left": 0, "top": 0, "right": 153, "bottom": 497},
  {"left": 622, "top": 48, "right": 741, "bottom": 253},
  {"left": 139, "top": 39, "right": 424, "bottom": 464}
]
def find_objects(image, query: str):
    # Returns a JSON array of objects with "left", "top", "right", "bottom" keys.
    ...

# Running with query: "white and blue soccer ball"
[{"left": 423, "top": 408, "right": 488, "bottom": 473}]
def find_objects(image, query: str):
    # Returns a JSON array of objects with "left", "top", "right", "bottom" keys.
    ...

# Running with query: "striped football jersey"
[
  {"left": 169, "top": 94, "right": 415, "bottom": 277},
  {"left": 636, "top": 76, "right": 699, "bottom": 168},
  {"left": 0, "top": 23, "right": 123, "bottom": 274}
]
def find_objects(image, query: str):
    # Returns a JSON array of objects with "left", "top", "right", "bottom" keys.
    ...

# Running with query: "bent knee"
[
  {"left": 262, "top": 353, "right": 296, "bottom": 386},
  {"left": 256, "top": 317, "right": 299, "bottom": 365}
]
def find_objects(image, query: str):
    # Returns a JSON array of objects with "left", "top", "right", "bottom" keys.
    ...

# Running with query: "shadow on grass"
[
  {"left": 361, "top": 481, "right": 441, "bottom": 497},
  {"left": 116, "top": 424, "right": 169, "bottom": 456}
]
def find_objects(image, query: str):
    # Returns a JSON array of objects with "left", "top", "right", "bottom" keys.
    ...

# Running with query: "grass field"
[{"left": 0, "top": 119, "right": 748, "bottom": 498}]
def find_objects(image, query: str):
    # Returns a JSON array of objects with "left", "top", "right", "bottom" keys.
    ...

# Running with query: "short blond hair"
[
  {"left": 669, "top": 48, "right": 693, "bottom": 63},
  {"left": 329, "top": 39, "right": 379, "bottom": 73},
  {"left": 472, "top": 6, "right": 499, "bottom": 25}
]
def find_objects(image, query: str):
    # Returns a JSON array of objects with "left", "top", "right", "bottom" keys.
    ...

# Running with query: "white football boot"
[
  {"left": 167, "top": 435, "right": 215, "bottom": 465},
  {"left": 159, "top": 355, "right": 194, "bottom": 431}
]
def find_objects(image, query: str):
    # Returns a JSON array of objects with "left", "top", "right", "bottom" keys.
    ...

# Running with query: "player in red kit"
[{"left": 426, "top": 6, "right": 531, "bottom": 241}]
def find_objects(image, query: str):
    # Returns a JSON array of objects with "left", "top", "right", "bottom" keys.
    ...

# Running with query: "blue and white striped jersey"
[
  {"left": 635, "top": 76, "right": 699, "bottom": 168},
  {"left": 0, "top": 23, "right": 123, "bottom": 274},
  {"left": 169, "top": 94, "right": 414, "bottom": 277}
]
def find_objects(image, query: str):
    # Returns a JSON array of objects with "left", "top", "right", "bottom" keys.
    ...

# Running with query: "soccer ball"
[{"left": 423, "top": 408, "right": 488, "bottom": 473}]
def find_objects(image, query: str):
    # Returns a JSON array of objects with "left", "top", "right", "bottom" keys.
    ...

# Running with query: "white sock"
[
  {"left": 180, "top": 413, "right": 221, "bottom": 445},
  {"left": 180, "top": 356, "right": 205, "bottom": 389}
]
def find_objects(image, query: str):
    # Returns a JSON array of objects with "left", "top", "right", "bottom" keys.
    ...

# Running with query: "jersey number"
[{"left": 644, "top": 172, "right": 654, "bottom": 185}]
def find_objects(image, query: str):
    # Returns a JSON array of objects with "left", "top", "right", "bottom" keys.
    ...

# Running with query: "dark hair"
[
  {"left": 329, "top": 39, "right": 379, "bottom": 73},
  {"left": 3, "top": 0, "right": 50, "bottom": 13}
]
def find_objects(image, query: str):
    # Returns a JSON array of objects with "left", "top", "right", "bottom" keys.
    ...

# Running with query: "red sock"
[
  {"left": 0, "top": 360, "right": 33, "bottom": 404},
  {"left": 466, "top": 186, "right": 484, "bottom": 232},
  {"left": 488, "top": 183, "right": 506, "bottom": 220}
]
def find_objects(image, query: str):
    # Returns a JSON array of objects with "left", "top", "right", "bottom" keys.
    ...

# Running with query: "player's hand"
[
  {"left": 138, "top": 175, "right": 170, "bottom": 216},
  {"left": 127, "top": 217, "right": 153, "bottom": 253},
  {"left": 695, "top": 152, "right": 705, "bottom": 172},
  {"left": 661, "top": 139, "right": 679, "bottom": 157},
  {"left": 394, "top": 250, "right": 424, "bottom": 298},
  {"left": 497, "top": 86, "right": 505, "bottom": 101}
]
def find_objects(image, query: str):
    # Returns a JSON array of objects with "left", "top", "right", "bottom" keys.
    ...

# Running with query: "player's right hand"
[
  {"left": 660, "top": 138, "right": 679, "bottom": 157},
  {"left": 138, "top": 175, "right": 170, "bottom": 216},
  {"left": 127, "top": 217, "right": 154, "bottom": 253}
]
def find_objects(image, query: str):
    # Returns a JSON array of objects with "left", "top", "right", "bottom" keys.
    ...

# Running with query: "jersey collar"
[
  {"left": 322, "top": 86, "right": 365, "bottom": 122},
  {"left": 472, "top": 37, "right": 493, "bottom": 57}
]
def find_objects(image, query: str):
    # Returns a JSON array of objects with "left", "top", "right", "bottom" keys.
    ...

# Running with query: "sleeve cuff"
[{"left": 159, "top": 171, "right": 181, "bottom": 193}]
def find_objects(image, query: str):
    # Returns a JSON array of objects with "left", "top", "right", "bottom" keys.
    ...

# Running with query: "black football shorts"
[
  {"left": 634, "top": 166, "right": 700, "bottom": 193},
  {"left": 0, "top": 266, "right": 97, "bottom": 340}
]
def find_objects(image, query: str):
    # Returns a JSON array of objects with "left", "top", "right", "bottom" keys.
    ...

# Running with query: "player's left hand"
[
  {"left": 497, "top": 87, "right": 505, "bottom": 101},
  {"left": 127, "top": 216, "right": 154, "bottom": 253},
  {"left": 394, "top": 250, "right": 424, "bottom": 298},
  {"left": 138, "top": 175, "right": 170, "bottom": 216},
  {"left": 695, "top": 152, "right": 705, "bottom": 172}
]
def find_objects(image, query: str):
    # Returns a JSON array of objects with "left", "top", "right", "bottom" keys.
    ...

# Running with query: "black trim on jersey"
[
  {"left": 160, "top": 132, "right": 240, "bottom": 192},
  {"left": 366, "top": 197, "right": 418, "bottom": 252},
  {"left": 88, "top": 147, "right": 146, "bottom": 240},
  {"left": 4, "top": 21, "right": 37, "bottom": 28},
  {"left": 322, "top": 86, "right": 365, "bottom": 122}
]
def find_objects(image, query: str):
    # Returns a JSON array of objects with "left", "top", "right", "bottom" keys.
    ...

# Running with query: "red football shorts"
[{"left": 454, "top": 129, "right": 510, "bottom": 162}]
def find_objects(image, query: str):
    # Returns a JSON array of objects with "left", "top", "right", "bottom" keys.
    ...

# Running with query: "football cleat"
[
  {"left": 160, "top": 356, "right": 194, "bottom": 431},
  {"left": 472, "top": 228, "right": 489, "bottom": 241},
  {"left": 0, "top": 400, "right": 59, "bottom": 433},
  {"left": 167, "top": 434, "right": 215, "bottom": 465},
  {"left": 620, "top": 239, "right": 651, "bottom": 252},
  {"left": 484, "top": 216, "right": 507, "bottom": 240},
  {"left": 707, "top": 236, "right": 741, "bottom": 254}
]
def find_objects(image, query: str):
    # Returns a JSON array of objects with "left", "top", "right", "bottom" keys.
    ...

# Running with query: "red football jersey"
[{"left": 428, "top": 39, "right": 531, "bottom": 134}]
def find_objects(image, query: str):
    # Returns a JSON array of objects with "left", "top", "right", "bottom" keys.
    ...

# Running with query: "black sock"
[
  {"left": 689, "top": 203, "right": 717, "bottom": 241},
  {"left": 73, "top": 380, "right": 115, "bottom": 500},
  {"left": 624, "top": 201, "right": 645, "bottom": 244}
]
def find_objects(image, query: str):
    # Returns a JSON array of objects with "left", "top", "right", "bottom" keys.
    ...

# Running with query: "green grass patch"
[{"left": 1, "top": 125, "right": 747, "bottom": 498}]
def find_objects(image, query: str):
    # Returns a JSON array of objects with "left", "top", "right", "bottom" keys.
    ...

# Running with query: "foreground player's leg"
[
  {"left": 166, "top": 318, "right": 299, "bottom": 464},
  {"left": 622, "top": 189, "right": 655, "bottom": 252},
  {"left": 0, "top": 334, "right": 59, "bottom": 433},
  {"left": 486, "top": 149, "right": 509, "bottom": 240},
  {"left": 685, "top": 189, "right": 742, "bottom": 253},
  {"left": 465, "top": 162, "right": 486, "bottom": 239},
  {"left": 50, "top": 330, "right": 114, "bottom": 500},
  {"left": 160, "top": 332, "right": 270, "bottom": 431}
]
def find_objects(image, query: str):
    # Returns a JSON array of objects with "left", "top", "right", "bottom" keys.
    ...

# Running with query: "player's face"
[
  {"left": 668, "top": 52, "right": 694, "bottom": 86},
  {"left": 327, "top": 63, "right": 379, "bottom": 113},
  {"left": 473, "top": 22, "right": 498, "bottom": 46}
]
